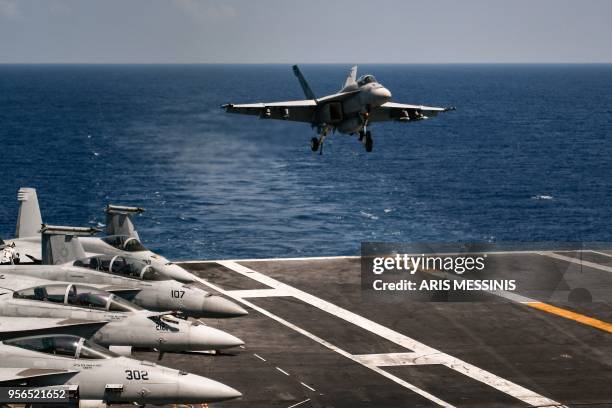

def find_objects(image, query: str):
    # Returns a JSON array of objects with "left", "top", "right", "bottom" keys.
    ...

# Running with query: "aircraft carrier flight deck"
[{"left": 130, "top": 250, "right": 612, "bottom": 408}]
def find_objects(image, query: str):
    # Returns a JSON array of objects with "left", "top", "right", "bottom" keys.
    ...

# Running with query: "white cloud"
[
  {"left": 173, "top": 0, "right": 237, "bottom": 22},
  {"left": 0, "top": 0, "right": 19, "bottom": 19}
]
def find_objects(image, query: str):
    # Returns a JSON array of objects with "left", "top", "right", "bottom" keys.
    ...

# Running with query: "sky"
[{"left": 0, "top": 0, "right": 611, "bottom": 63}]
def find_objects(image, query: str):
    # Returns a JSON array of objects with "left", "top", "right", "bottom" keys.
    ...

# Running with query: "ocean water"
[{"left": 1, "top": 64, "right": 612, "bottom": 260}]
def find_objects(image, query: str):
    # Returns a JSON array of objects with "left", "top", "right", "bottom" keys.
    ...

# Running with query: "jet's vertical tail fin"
[
  {"left": 41, "top": 225, "right": 99, "bottom": 265},
  {"left": 343, "top": 65, "right": 358, "bottom": 89},
  {"left": 292, "top": 65, "right": 316, "bottom": 100},
  {"left": 105, "top": 204, "right": 144, "bottom": 239},
  {"left": 15, "top": 187, "right": 43, "bottom": 238}
]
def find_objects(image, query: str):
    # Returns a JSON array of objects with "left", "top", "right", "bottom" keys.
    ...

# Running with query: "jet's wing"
[
  {"left": 0, "top": 368, "right": 78, "bottom": 386},
  {"left": 370, "top": 102, "right": 455, "bottom": 123},
  {"left": 223, "top": 100, "right": 317, "bottom": 123},
  {"left": 0, "top": 317, "right": 109, "bottom": 340}
]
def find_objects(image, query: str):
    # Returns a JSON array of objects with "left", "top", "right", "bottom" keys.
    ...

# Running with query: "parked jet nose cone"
[
  {"left": 203, "top": 295, "right": 249, "bottom": 318},
  {"left": 194, "top": 325, "right": 244, "bottom": 350},
  {"left": 178, "top": 373, "right": 242, "bottom": 403},
  {"left": 160, "top": 263, "right": 197, "bottom": 283}
]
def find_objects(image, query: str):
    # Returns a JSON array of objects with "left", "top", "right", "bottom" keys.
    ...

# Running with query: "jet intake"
[{"left": 316, "top": 103, "right": 343, "bottom": 124}]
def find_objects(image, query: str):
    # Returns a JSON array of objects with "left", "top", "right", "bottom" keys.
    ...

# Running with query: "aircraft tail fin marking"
[
  {"left": 344, "top": 65, "right": 358, "bottom": 88},
  {"left": 15, "top": 188, "right": 43, "bottom": 238},
  {"left": 105, "top": 204, "right": 144, "bottom": 239},
  {"left": 292, "top": 65, "right": 316, "bottom": 100}
]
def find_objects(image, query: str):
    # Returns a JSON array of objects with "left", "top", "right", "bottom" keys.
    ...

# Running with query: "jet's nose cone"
[
  {"left": 160, "top": 263, "right": 197, "bottom": 283},
  {"left": 203, "top": 295, "right": 249, "bottom": 318},
  {"left": 378, "top": 87, "right": 392, "bottom": 99},
  {"left": 194, "top": 325, "right": 244, "bottom": 350},
  {"left": 179, "top": 374, "right": 242, "bottom": 403}
]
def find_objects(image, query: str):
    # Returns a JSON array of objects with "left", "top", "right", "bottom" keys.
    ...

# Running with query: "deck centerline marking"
[
  {"left": 423, "top": 269, "right": 612, "bottom": 333},
  {"left": 193, "top": 277, "right": 455, "bottom": 407},
  {"left": 287, "top": 398, "right": 311, "bottom": 408},
  {"left": 525, "top": 302, "right": 612, "bottom": 333},
  {"left": 300, "top": 382, "right": 316, "bottom": 392},
  {"left": 214, "top": 260, "right": 565, "bottom": 408},
  {"left": 276, "top": 367, "right": 291, "bottom": 376},
  {"left": 253, "top": 353, "right": 266, "bottom": 362}
]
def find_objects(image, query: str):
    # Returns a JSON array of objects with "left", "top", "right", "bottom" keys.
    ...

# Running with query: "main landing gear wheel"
[
  {"left": 310, "top": 137, "right": 320, "bottom": 152},
  {"left": 364, "top": 131, "right": 373, "bottom": 152}
]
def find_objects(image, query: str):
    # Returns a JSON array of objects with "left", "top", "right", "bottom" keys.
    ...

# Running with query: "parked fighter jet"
[
  {"left": 223, "top": 65, "right": 455, "bottom": 153},
  {"left": 0, "top": 334, "right": 242, "bottom": 405},
  {"left": 4, "top": 224, "right": 247, "bottom": 318},
  {"left": 10, "top": 188, "right": 196, "bottom": 283},
  {"left": 0, "top": 273, "right": 244, "bottom": 354}
]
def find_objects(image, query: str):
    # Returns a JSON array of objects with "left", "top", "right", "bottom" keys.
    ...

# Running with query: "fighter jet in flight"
[
  {"left": 3, "top": 224, "right": 247, "bottom": 318},
  {"left": 10, "top": 188, "right": 196, "bottom": 283},
  {"left": 0, "top": 273, "right": 244, "bottom": 355},
  {"left": 223, "top": 65, "right": 454, "bottom": 153},
  {"left": 0, "top": 334, "right": 242, "bottom": 405}
]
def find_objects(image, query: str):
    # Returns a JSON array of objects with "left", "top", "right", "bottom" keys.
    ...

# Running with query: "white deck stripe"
[
  {"left": 177, "top": 249, "right": 581, "bottom": 265},
  {"left": 276, "top": 367, "right": 291, "bottom": 376},
  {"left": 300, "top": 382, "right": 316, "bottom": 392},
  {"left": 193, "top": 277, "right": 455, "bottom": 407},
  {"left": 217, "top": 260, "right": 564, "bottom": 408},
  {"left": 542, "top": 251, "right": 612, "bottom": 274},
  {"left": 178, "top": 255, "right": 359, "bottom": 264},
  {"left": 353, "top": 352, "right": 423, "bottom": 366},
  {"left": 287, "top": 399, "right": 311, "bottom": 408},
  {"left": 589, "top": 250, "right": 612, "bottom": 258},
  {"left": 227, "top": 289, "right": 291, "bottom": 298},
  {"left": 253, "top": 353, "right": 266, "bottom": 362}
]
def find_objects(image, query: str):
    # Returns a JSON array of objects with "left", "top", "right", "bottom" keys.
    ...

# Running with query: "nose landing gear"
[
  {"left": 358, "top": 111, "right": 373, "bottom": 152},
  {"left": 358, "top": 130, "right": 373, "bottom": 152}
]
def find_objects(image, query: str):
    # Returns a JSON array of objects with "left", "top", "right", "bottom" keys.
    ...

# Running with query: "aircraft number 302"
[{"left": 125, "top": 370, "right": 149, "bottom": 380}]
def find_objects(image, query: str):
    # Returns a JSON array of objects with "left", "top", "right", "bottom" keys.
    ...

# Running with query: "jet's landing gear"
[
  {"left": 310, "top": 137, "right": 320, "bottom": 152},
  {"left": 311, "top": 128, "right": 329, "bottom": 155},
  {"left": 359, "top": 128, "right": 373, "bottom": 152},
  {"left": 364, "top": 131, "right": 373, "bottom": 152},
  {"left": 359, "top": 111, "right": 373, "bottom": 152}
]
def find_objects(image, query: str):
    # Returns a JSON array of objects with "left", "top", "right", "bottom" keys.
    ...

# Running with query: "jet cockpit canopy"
[
  {"left": 101, "top": 235, "right": 148, "bottom": 252},
  {"left": 13, "top": 283, "right": 143, "bottom": 312},
  {"left": 357, "top": 75, "right": 377, "bottom": 86},
  {"left": 73, "top": 255, "right": 165, "bottom": 281},
  {"left": 4, "top": 335, "right": 118, "bottom": 359}
]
